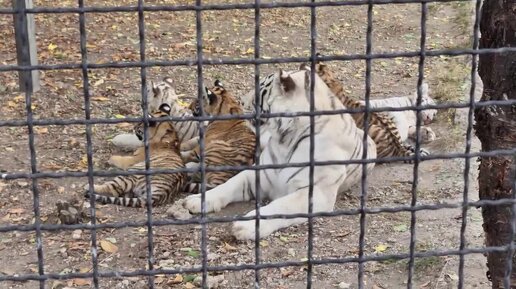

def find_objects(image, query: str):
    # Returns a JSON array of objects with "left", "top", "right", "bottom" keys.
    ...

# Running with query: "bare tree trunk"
[{"left": 474, "top": 0, "right": 516, "bottom": 288}]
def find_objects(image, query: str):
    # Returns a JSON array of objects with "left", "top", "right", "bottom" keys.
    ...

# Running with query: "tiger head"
[
  {"left": 411, "top": 82, "right": 437, "bottom": 125},
  {"left": 267, "top": 67, "right": 334, "bottom": 113},
  {"left": 134, "top": 103, "right": 180, "bottom": 150},
  {"left": 147, "top": 77, "right": 179, "bottom": 112},
  {"left": 189, "top": 80, "right": 243, "bottom": 117}
]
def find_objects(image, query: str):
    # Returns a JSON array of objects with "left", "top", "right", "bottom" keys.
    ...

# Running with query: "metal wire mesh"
[{"left": 0, "top": 0, "right": 515, "bottom": 288}]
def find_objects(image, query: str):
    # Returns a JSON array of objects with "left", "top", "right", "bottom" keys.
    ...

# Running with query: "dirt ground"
[{"left": 0, "top": 0, "right": 490, "bottom": 288}]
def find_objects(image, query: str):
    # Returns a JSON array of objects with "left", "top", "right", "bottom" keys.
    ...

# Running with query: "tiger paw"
[
  {"left": 108, "top": 156, "right": 129, "bottom": 169},
  {"left": 182, "top": 193, "right": 223, "bottom": 214},
  {"left": 232, "top": 213, "right": 276, "bottom": 241},
  {"left": 232, "top": 219, "right": 257, "bottom": 240},
  {"left": 166, "top": 199, "right": 193, "bottom": 220}
]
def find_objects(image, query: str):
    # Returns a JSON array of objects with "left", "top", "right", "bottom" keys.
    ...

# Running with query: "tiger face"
[
  {"left": 189, "top": 80, "right": 243, "bottom": 117},
  {"left": 134, "top": 103, "right": 179, "bottom": 149},
  {"left": 147, "top": 77, "right": 179, "bottom": 112}
]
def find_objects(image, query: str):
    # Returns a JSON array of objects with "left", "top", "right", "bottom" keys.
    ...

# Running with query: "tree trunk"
[{"left": 474, "top": 0, "right": 516, "bottom": 288}]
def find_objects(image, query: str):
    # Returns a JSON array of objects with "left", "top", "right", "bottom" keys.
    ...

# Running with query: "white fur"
[
  {"left": 359, "top": 82, "right": 437, "bottom": 144},
  {"left": 174, "top": 69, "right": 376, "bottom": 240}
]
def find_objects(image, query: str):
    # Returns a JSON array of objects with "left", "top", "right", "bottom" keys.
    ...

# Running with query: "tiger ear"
[
  {"left": 279, "top": 69, "right": 296, "bottom": 93},
  {"left": 304, "top": 69, "right": 311, "bottom": 91},
  {"left": 229, "top": 107, "right": 240, "bottom": 115},
  {"left": 315, "top": 52, "right": 323, "bottom": 62},
  {"left": 214, "top": 79, "right": 224, "bottom": 88},
  {"left": 150, "top": 81, "right": 159, "bottom": 95},
  {"left": 299, "top": 63, "right": 310, "bottom": 71},
  {"left": 159, "top": 103, "right": 171, "bottom": 115},
  {"left": 206, "top": 88, "right": 217, "bottom": 105},
  {"left": 163, "top": 77, "right": 174, "bottom": 86}
]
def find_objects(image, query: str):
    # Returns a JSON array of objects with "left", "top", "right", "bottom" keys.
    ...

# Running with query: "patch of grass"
[
  {"left": 410, "top": 242, "right": 446, "bottom": 275},
  {"left": 450, "top": 2, "right": 474, "bottom": 49},
  {"left": 451, "top": 2, "right": 473, "bottom": 32},
  {"left": 431, "top": 57, "right": 470, "bottom": 124},
  {"left": 427, "top": 2, "right": 441, "bottom": 15}
]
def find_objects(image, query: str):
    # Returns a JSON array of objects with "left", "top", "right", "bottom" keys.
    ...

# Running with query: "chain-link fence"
[{"left": 0, "top": 0, "right": 516, "bottom": 288}]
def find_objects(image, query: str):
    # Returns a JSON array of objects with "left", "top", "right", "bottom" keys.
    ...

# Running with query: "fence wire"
[{"left": 0, "top": 0, "right": 514, "bottom": 289}]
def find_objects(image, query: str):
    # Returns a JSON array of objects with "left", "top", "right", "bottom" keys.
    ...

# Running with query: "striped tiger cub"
[
  {"left": 181, "top": 80, "right": 256, "bottom": 193},
  {"left": 358, "top": 82, "right": 437, "bottom": 144},
  {"left": 111, "top": 77, "right": 199, "bottom": 152},
  {"left": 311, "top": 60, "right": 430, "bottom": 161},
  {"left": 85, "top": 103, "right": 187, "bottom": 207}
]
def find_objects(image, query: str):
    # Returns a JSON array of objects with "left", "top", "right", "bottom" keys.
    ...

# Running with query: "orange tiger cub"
[
  {"left": 182, "top": 80, "right": 256, "bottom": 193},
  {"left": 84, "top": 103, "right": 187, "bottom": 207}
]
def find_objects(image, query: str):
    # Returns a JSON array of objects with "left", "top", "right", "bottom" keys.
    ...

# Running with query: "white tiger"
[
  {"left": 172, "top": 67, "right": 377, "bottom": 240},
  {"left": 111, "top": 78, "right": 200, "bottom": 152},
  {"left": 359, "top": 82, "right": 437, "bottom": 144}
]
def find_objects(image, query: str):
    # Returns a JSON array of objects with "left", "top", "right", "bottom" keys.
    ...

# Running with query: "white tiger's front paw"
[
  {"left": 232, "top": 220, "right": 257, "bottom": 241},
  {"left": 167, "top": 199, "right": 193, "bottom": 220},
  {"left": 232, "top": 211, "right": 276, "bottom": 241},
  {"left": 182, "top": 193, "right": 223, "bottom": 214}
]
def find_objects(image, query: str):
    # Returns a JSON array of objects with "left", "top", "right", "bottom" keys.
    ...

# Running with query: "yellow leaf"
[
  {"left": 223, "top": 242, "right": 238, "bottom": 251},
  {"left": 374, "top": 244, "right": 388, "bottom": 253},
  {"left": 259, "top": 240, "right": 269, "bottom": 247},
  {"left": 35, "top": 127, "right": 49, "bottom": 134},
  {"left": 91, "top": 96, "right": 109, "bottom": 102},
  {"left": 72, "top": 278, "right": 91, "bottom": 286},
  {"left": 100, "top": 239, "right": 118, "bottom": 253},
  {"left": 113, "top": 114, "right": 125, "bottom": 119},
  {"left": 7, "top": 101, "right": 16, "bottom": 108},
  {"left": 13, "top": 95, "right": 24, "bottom": 102},
  {"left": 48, "top": 43, "right": 57, "bottom": 51},
  {"left": 93, "top": 79, "right": 105, "bottom": 87},
  {"left": 245, "top": 48, "right": 254, "bottom": 55},
  {"left": 176, "top": 99, "right": 190, "bottom": 108},
  {"left": 170, "top": 274, "right": 183, "bottom": 284}
]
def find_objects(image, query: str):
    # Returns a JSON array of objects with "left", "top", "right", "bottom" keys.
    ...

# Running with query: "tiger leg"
[
  {"left": 182, "top": 169, "right": 266, "bottom": 214},
  {"left": 407, "top": 125, "right": 436, "bottom": 144},
  {"left": 180, "top": 146, "right": 200, "bottom": 164},
  {"left": 180, "top": 136, "right": 199, "bottom": 152},
  {"left": 108, "top": 147, "right": 148, "bottom": 170},
  {"left": 185, "top": 142, "right": 237, "bottom": 193},
  {"left": 233, "top": 184, "right": 339, "bottom": 240}
]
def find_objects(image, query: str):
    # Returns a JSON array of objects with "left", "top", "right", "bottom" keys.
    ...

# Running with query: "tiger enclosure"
[{"left": 0, "top": 0, "right": 515, "bottom": 288}]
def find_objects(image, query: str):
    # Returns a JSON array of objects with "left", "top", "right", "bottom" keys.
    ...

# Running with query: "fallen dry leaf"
[
  {"left": 35, "top": 127, "right": 49, "bottom": 134},
  {"left": 374, "top": 244, "right": 388, "bottom": 253},
  {"left": 223, "top": 242, "right": 238, "bottom": 251},
  {"left": 48, "top": 43, "right": 57, "bottom": 52},
  {"left": 91, "top": 96, "right": 109, "bottom": 102},
  {"left": 8, "top": 208, "right": 25, "bottom": 215},
  {"left": 92, "top": 79, "right": 105, "bottom": 87},
  {"left": 169, "top": 274, "right": 183, "bottom": 284},
  {"left": 100, "top": 239, "right": 118, "bottom": 253},
  {"left": 72, "top": 278, "right": 91, "bottom": 286}
]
